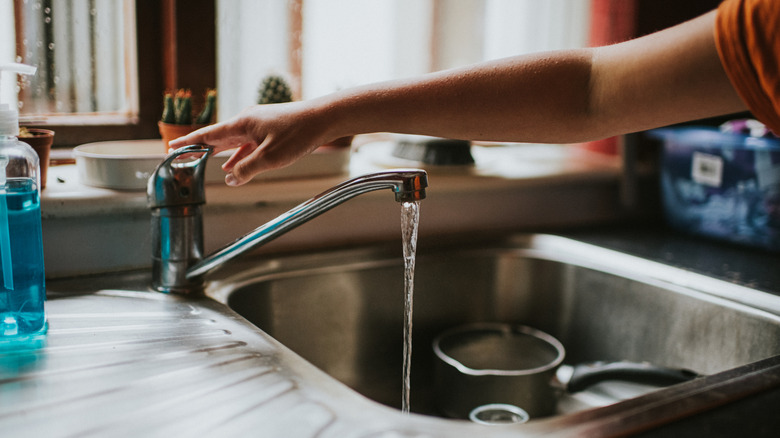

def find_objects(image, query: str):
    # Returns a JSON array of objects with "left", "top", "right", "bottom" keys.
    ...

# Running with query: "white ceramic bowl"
[{"left": 73, "top": 140, "right": 351, "bottom": 190}]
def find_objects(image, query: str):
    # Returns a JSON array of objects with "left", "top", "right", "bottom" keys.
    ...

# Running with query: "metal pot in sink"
[{"left": 432, "top": 323, "right": 700, "bottom": 421}]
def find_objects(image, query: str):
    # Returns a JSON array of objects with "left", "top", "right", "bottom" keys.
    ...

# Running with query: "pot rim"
[
  {"left": 433, "top": 322, "right": 565, "bottom": 377},
  {"left": 19, "top": 127, "right": 55, "bottom": 137}
]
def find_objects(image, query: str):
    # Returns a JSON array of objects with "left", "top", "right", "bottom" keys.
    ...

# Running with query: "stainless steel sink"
[{"left": 210, "top": 234, "right": 780, "bottom": 422}]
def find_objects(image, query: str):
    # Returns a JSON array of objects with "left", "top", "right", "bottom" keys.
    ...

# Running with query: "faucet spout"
[
  {"left": 185, "top": 169, "right": 427, "bottom": 281},
  {"left": 148, "top": 146, "right": 427, "bottom": 294}
]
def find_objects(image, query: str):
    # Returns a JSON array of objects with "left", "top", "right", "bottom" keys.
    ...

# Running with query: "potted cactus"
[
  {"left": 258, "top": 75, "right": 293, "bottom": 105},
  {"left": 257, "top": 75, "right": 353, "bottom": 149},
  {"left": 158, "top": 88, "right": 217, "bottom": 151}
]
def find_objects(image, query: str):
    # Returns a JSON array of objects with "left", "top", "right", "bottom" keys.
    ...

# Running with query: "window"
[
  {"left": 2, "top": 0, "right": 194, "bottom": 147},
  {"left": 2, "top": 0, "right": 139, "bottom": 137},
  {"left": 216, "top": 0, "right": 592, "bottom": 119},
  {"left": 12, "top": 0, "right": 137, "bottom": 124}
]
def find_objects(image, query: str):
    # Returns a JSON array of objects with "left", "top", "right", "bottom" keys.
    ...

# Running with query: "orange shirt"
[{"left": 715, "top": 0, "right": 780, "bottom": 134}]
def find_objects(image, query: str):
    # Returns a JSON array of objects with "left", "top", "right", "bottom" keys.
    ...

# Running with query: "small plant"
[
  {"left": 161, "top": 89, "right": 217, "bottom": 125},
  {"left": 258, "top": 75, "right": 292, "bottom": 105},
  {"left": 196, "top": 89, "right": 217, "bottom": 124}
]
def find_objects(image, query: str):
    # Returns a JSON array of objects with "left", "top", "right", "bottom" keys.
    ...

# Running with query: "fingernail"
[{"left": 225, "top": 173, "right": 239, "bottom": 186}]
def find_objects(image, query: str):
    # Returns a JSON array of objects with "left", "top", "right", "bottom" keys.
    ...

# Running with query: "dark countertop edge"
[{"left": 558, "top": 222, "right": 780, "bottom": 297}]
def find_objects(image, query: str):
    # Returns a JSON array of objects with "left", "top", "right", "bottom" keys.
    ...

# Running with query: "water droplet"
[
  {"left": 44, "top": 17, "right": 51, "bottom": 24},
  {"left": 44, "top": 7, "right": 50, "bottom": 14},
  {"left": 48, "top": 42, "right": 55, "bottom": 50}
]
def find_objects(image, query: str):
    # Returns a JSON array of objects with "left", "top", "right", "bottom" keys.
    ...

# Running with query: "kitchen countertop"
[{"left": 564, "top": 225, "right": 780, "bottom": 296}]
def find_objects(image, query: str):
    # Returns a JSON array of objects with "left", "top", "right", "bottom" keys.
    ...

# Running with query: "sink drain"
[{"left": 468, "top": 403, "right": 530, "bottom": 425}]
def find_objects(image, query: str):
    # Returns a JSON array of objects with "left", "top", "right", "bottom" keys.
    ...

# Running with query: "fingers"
[
  {"left": 168, "top": 122, "right": 244, "bottom": 152},
  {"left": 167, "top": 125, "right": 211, "bottom": 150},
  {"left": 221, "top": 143, "right": 254, "bottom": 172},
  {"left": 225, "top": 146, "right": 273, "bottom": 186},
  {"left": 223, "top": 134, "right": 313, "bottom": 186}
]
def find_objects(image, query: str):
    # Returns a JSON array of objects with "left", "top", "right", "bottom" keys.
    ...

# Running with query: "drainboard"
[{"left": 214, "top": 234, "right": 780, "bottom": 424}]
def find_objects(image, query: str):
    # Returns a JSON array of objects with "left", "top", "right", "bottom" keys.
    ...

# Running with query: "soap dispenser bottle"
[{"left": 0, "top": 63, "right": 46, "bottom": 339}]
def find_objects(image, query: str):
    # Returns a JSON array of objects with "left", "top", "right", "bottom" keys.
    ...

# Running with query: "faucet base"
[
  {"left": 150, "top": 205, "right": 206, "bottom": 294},
  {"left": 151, "top": 260, "right": 205, "bottom": 294}
]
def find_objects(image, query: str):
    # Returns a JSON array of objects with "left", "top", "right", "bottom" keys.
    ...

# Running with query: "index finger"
[
  {"left": 169, "top": 122, "right": 253, "bottom": 153},
  {"left": 167, "top": 124, "right": 216, "bottom": 151}
]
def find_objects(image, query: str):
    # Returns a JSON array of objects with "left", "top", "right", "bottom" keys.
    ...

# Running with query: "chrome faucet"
[{"left": 148, "top": 145, "right": 428, "bottom": 294}]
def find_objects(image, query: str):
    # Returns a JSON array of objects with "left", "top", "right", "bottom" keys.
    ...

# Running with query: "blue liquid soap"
[
  {"left": 0, "top": 178, "right": 46, "bottom": 338},
  {"left": 0, "top": 64, "right": 46, "bottom": 342}
]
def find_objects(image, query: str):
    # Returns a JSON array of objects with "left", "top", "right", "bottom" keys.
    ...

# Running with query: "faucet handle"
[{"left": 147, "top": 144, "right": 214, "bottom": 209}]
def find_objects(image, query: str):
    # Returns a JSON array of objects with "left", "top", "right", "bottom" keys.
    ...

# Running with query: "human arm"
[{"left": 170, "top": 10, "right": 746, "bottom": 186}]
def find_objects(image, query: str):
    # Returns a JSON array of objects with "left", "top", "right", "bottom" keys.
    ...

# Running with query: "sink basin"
[{"left": 212, "top": 234, "right": 780, "bottom": 421}]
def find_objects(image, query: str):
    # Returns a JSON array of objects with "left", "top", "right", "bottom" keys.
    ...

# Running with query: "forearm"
[
  {"left": 316, "top": 11, "right": 745, "bottom": 145},
  {"left": 317, "top": 50, "right": 599, "bottom": 144}
]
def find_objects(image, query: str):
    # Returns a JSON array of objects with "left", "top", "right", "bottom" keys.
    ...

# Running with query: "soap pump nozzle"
[{"left": 0, "top": 63, "right": 37, "bottom": 138}]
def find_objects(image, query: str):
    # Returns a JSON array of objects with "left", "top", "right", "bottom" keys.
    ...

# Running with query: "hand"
[{"left": 168, "top": 101, "right": 331, "bottom": 186}]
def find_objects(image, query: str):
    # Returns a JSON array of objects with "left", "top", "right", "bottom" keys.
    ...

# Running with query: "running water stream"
[{"left": 400, "top": 201, "right": 420, "bottom": 414}]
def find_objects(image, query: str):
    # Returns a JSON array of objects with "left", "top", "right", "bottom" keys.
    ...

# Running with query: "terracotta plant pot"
[
  {"left": 158, "top": 121, "right": 207, "bottom": 152},
  {"left": 19, "top": 128, "right": 55, "bottom": 189}
]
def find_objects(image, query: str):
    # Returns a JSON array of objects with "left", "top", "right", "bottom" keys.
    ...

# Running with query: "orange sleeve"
[{"left": 715, "top": 0, "right": 780, "bottom": 134}]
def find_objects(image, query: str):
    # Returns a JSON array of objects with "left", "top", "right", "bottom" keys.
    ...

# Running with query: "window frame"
[{"left": 17, "top": 0, "right": 216, "bottom": 148}]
